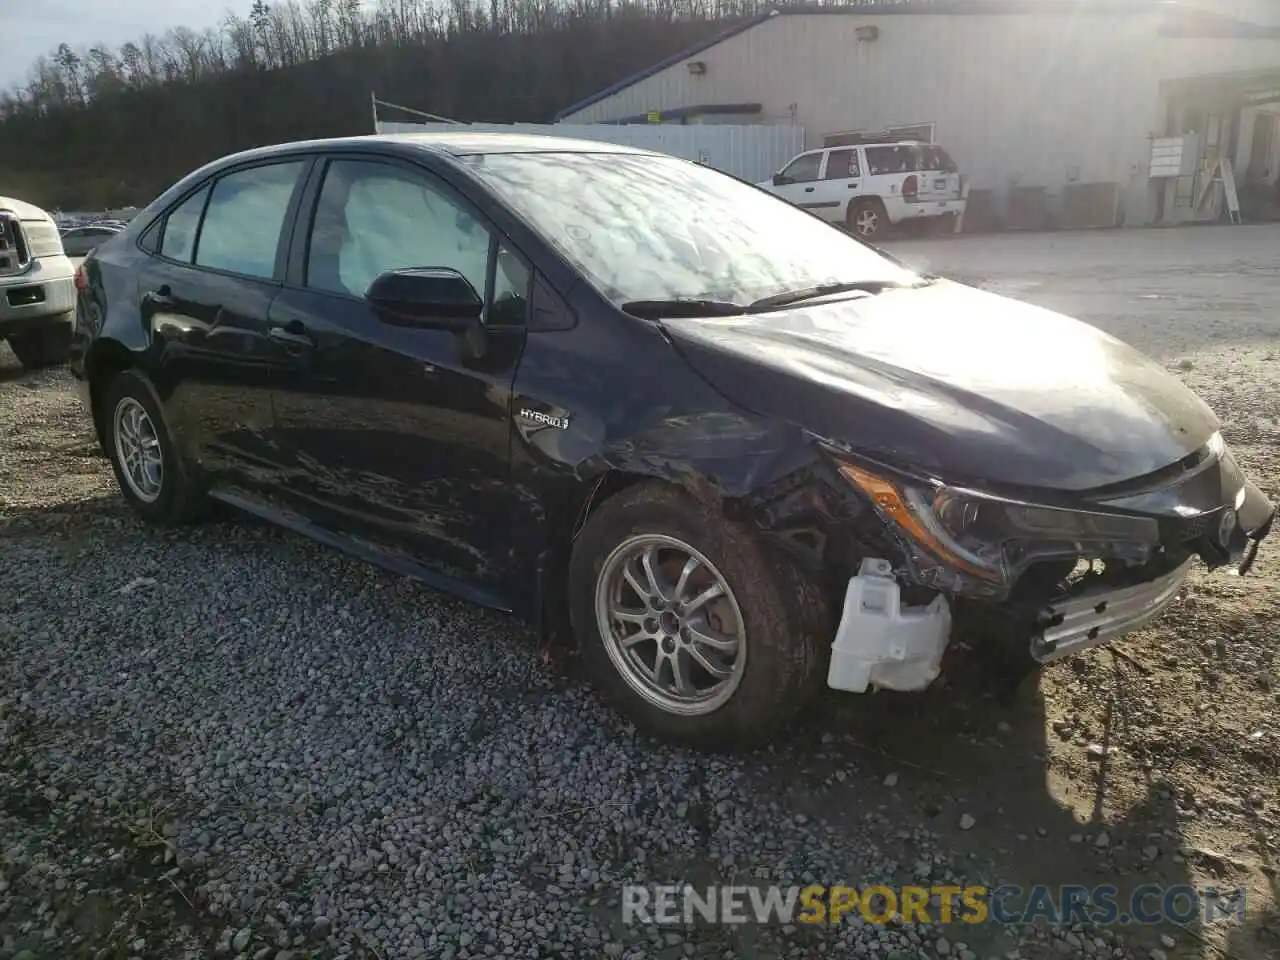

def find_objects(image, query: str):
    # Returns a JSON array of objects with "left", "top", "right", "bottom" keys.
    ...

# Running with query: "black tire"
[
  {"left": 7, "top": 314, "right": 72, "bottom": 368},
  {"left": 101, "top": 369, "right": 206, "bottom": 524},
  {"left": 568, "top": 481, "right": 830, "bottom": 748},
  {"left": 846, "top": 198, "right": 887, "bottom": 239}
]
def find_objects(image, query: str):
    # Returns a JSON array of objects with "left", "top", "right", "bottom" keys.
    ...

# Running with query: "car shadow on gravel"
[
  {"left": 0, "top": 365, "right": 32, "bottom": 386},
  {"left": 0, "top": 492, "right": 127, "bottom": 531},
  {"left": 733, "top": 654, "right": 1214, "bottom": 959},
  {"left": 1224, "top": 809, "right": 1280, "bottom": 958}
]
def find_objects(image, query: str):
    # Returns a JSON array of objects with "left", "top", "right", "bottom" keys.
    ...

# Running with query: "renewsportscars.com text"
[{"left": 622, "top": 884, "right": 1246, "bottom": 927}]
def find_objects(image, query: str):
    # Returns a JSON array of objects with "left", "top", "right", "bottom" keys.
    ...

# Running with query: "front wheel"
[
  {"left": 569, "top": 482, "right": 829, "bottom": 748},
  {"left": 7, "top": 315, "right": 72, "bottom": 368}
]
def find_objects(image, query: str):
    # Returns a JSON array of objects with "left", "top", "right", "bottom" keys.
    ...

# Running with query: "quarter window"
[
  {"left": 306, "top": 159, "right": 490, "bottom": 301},
  {"left": 923, "top": 146, "right": 959, "bottom": 173},
  {"left": 195, "top": 161, "right": 304, "bottom": 279},
  {"left": 489, "top": 244, "right": 531, "bottom": 327},
  {"left": 159, "top": 186, "right": 209, "bottom": 263},
  {"left": 866, "top": 146, "right": 918, "bottom": 176}
]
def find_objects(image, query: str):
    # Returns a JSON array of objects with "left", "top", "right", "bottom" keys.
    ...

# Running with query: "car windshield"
[{"left": 463, "top": 151, "right": 920, "bottom": 306}]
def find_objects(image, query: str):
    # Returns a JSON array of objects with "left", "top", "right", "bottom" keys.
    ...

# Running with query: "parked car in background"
[
  {"left": 0, "top": 195, "right": 75, "bottom": 368},
  {"left": 60, "top": 223, "right": 123, "bottom": 257},
  {"left": 69, "top": 134, "right": 1273, "bottom": 747},
  {"left": 760, "top": 139, "right": 966, "bottom": 238}
]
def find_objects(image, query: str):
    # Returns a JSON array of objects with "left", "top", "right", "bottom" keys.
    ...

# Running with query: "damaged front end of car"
[{"left": 748, "top": 431, "right": 1274, "bottom": 696}]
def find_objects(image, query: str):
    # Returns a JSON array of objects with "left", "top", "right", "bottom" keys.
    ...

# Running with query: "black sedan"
[
  {"left": 60, "top": 223, "right": 122, "bottom": 257},
  {"left": 69, "top": 133, "right": 1274, "bottom": 746}
]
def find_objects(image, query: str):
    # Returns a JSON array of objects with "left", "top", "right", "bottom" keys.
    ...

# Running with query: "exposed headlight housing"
[{"left": 835, "top": 460, "right": 1161, "bottom": 596}]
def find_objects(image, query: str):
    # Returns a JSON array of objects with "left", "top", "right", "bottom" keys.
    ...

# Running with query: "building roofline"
[
  {"left": 553, "top": 1, "right": 1266, "bottom": 121},
  {"left": 599, "top": 102, "right": 763, "bottom": 124}
]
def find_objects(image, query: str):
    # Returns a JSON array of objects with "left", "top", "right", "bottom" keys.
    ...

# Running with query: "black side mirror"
[
  {"left": 771, "top": 173, "right": 787, "bottom": 186},
  {"left": 366, "top": 267, "right": 483, "bottom": 328}
]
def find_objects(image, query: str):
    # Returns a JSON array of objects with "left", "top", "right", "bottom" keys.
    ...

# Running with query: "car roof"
[
  {"left": 219, "top": 131, "right": 655, "bottom": 167},
  {"left": 142, "top": 132, "right": 671, "bottom": 225}
]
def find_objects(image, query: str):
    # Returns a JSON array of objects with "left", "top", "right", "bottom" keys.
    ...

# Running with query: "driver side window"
[
  {"left": 780, "top": 152, "right": 822, "bottom": 183},
  {"left": 306, "top": 159, "right": 490, "bottom": 301}
]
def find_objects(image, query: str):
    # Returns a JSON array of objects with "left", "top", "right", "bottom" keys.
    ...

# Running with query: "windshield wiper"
[
  {"left": 620, "top": 298, "right": 745, "bottom": 319},
  {"left": 746, "top": 279, "right": 928, "bottom": 313}
]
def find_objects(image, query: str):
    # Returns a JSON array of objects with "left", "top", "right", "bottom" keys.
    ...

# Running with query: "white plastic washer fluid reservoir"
[{"left": 826, "top": 557, "right": 952, "bottom": 693}]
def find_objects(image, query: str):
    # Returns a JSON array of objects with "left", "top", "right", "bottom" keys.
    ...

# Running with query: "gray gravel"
[
  {"left": 2, "top": 513, "right": 1033, "bottom": 959},
  {"left": 7, "top": 224, "right": 1280, "bottom": 960}
]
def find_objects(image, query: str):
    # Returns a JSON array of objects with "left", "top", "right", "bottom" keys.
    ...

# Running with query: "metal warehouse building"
[{"left": 555, "top": 2, "right": 1280, "bottom": 228}]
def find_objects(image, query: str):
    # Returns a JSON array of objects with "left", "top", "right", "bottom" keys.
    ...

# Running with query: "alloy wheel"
[
  {"left": 594, "top": 534, "right": 747, "bottom": 716},
  {"left": 113, "top": 397, "right": 164, "bottom": 503}
]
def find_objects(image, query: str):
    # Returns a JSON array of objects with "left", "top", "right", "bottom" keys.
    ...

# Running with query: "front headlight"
[
  {"left": 22, "top": 219, "right": 64, "bottom": 259},
  {"left": 836, "top": 461, "right": 1160, "bottom": 591}
]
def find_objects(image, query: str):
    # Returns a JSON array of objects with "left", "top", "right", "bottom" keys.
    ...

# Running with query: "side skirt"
[{"left": 208, "top": 487, "right": 519, "bottom": 616}]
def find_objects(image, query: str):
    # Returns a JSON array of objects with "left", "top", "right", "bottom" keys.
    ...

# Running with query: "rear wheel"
[
  {"left": 847, "top": 198, "right": 887, "bottom": 238},
  {"left": 7, "top": 314, "right": 72, "bottom": 368},
  {"left": 569, "top": 482, "right": 829, "bottom": 748},
  {"left": 102, "top": 369, "right": 206, "bottom": 525}
]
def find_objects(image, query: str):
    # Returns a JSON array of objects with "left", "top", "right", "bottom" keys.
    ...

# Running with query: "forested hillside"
[{"left": 1, "top": 0, "right": 778, "bottom": 208}]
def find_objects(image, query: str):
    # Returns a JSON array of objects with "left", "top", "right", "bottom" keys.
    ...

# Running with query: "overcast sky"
[{"left": 1, "top": 1, "right": 260, "bottom": 92}]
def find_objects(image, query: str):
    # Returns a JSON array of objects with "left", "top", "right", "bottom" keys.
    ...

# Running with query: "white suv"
[
  {"left": 0, "top": 196, "right": 76, "bottom": 369},
  {"left": 759, "top": 141, "right": 966, "bottom": 238}
]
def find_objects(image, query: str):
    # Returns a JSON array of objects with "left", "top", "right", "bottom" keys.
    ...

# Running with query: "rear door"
[
  {"left": 817, "top": 147, "right": 864, "bottom": 222},
  {"left": 139, "top": 158, "right": 311, "bottom": 493}
]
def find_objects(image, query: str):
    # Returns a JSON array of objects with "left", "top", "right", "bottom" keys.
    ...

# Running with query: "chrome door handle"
[
  {"left": 142, "top": 284, "right": 173, "bottom": 308},
  {"left": 269, "top": 325, "right": 314, "bottom": 347}
]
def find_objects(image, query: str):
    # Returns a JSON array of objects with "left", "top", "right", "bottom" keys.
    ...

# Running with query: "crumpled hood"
[{"left": 661, "top": 279, "right": 1220, "bottom": 493}]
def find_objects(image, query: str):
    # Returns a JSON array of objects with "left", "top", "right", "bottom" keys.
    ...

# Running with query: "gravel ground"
[{"left": 2, "top": 225, "right": 1279, "bottom": 960}]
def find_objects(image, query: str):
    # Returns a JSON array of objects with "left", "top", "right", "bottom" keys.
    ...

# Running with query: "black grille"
[{"left": 0, "top": 213, "right": 29, "bottom": 276}]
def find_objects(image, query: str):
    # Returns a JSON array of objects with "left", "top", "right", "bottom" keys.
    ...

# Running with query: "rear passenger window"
[
  {"left": 159, "top": 186, "right": 209, "bottom": 263},
  {"left": 195, "top": 161, "right": 304, "bottom": 280},
  {"left": 824, "top": 149, "right": 860, "bottom": 180}
]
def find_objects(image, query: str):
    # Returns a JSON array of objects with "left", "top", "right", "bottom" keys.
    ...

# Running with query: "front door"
[
  {"left": 143, "top": 159, "right": 310, "bottom": 495},
  {"left": 771, "top": 151, "right": 825, "bottom": 211},
  {"left": 268, "top": 157, "right": 530, "bottom": 604}
]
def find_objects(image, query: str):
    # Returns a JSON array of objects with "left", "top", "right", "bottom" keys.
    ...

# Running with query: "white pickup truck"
[
  {"left": 758, "top": 140, "right": 966, "bottom": 238},
  {"left": 0, "top": 196, "right": 76, "bottom": 369}
]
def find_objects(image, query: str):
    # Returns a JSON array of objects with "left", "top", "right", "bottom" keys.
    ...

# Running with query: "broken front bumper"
[{"left": 1029, "top": 558, "right": 1194, "bottom": 664}]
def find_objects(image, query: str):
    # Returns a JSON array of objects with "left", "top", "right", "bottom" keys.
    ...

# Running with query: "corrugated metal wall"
[
  {"left": 559, "top": 11, "right": 1280, "bottom": 225},
  {"left": 374, "top": 121, "right": 804, "bottom": 183}
]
